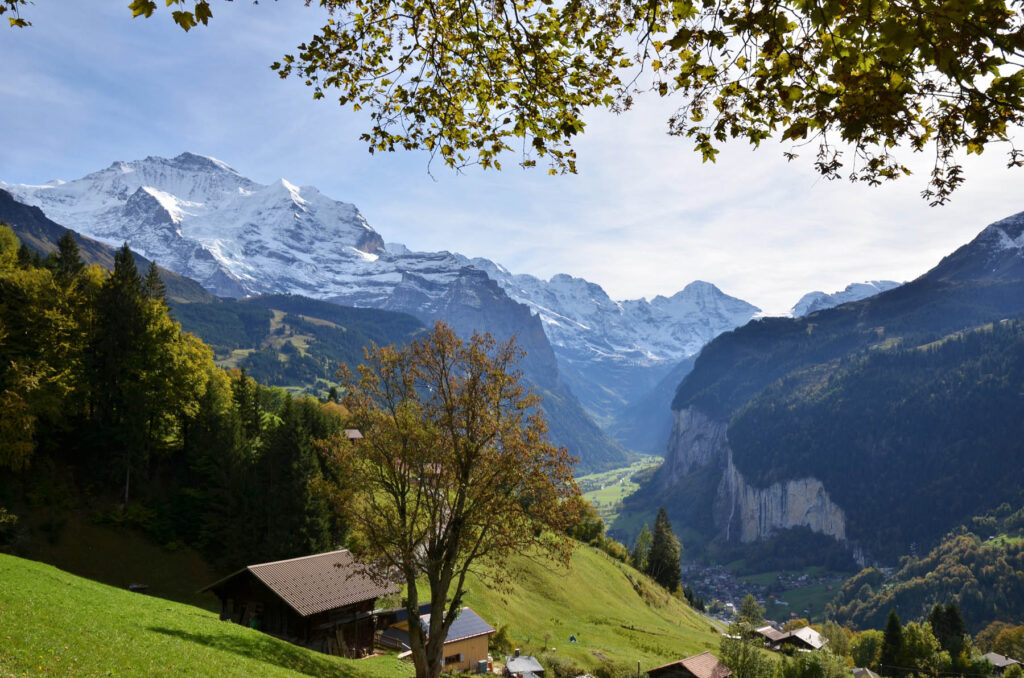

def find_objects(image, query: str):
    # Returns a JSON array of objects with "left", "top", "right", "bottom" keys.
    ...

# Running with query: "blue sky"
[{"left": 3, "top": 1, "right": 1024, "bottom": 314}]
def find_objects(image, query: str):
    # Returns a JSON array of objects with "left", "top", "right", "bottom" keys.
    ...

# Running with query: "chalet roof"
[
  {"left": 382, "top": 606, "right": 494, "bottom": 649},
  {"left": 648, "top": 651, "right": 733, "bottom": 678},
  {"left": 852, "top": 669, "right": 882, "bottom": 678},
  {"left": 202, "top": 549, "right": 398, "bottom": 617},
  {"left": 984, "top": 652, "right": 1022, "bottom": 668},
  {"left": 343, "top": 429, "right": 363, "bottom": 440}
]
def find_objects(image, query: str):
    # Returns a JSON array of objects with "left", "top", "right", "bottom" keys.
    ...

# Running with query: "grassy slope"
[
  {"left": 18, "top": 513, "right": 221, "bottom": 611},
  {"left": 456, "top": 545, "right": 722, "bottom": 673},
  {"left": 0, "top": 554, "right": 411, "bottom": 678}
]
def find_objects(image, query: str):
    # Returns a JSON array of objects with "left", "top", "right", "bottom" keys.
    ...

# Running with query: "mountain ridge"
[{"left": 631, "top": 210, "right": 1024, "bottom": 564}]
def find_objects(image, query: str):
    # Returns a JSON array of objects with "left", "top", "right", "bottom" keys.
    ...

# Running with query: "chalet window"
[{"left": 443, "top": 653, "right": 464, "bottom": 666}]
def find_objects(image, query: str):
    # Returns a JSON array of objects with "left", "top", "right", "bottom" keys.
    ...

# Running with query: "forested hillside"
[
  {"left": 0, "top": 226, "right": 360, "bottom": 570},
  {"left": 644, "top": 215, "right": 1024, "bottom": 566},
  {"left": 169, "top": 295, "right": 423, "bottom": 392},
  {"left": 729, "top": 320, "right": 1024, "bottom": 558},
  {"left": 828, "top": 505, "right": 1024, "bottom": 633}
]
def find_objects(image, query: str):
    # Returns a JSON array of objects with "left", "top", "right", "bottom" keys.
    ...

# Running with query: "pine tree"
[
  {"left": 53, "top": 231, "right": 84, "bottom": 284},
  {"left": 645, "top": 507, "right": 681, "bottom": 591},
  {"left": 928, "top": 602, "right": 966, "bottom": 663},
  {"left": 142, "top": 260, "right": 166, "bottom": 301},
  {"left": 89, "top": 243, "right": 149, "bottom": 503},
  {"left": 880, "top": 609, "right": 904, "bottom": 677}
]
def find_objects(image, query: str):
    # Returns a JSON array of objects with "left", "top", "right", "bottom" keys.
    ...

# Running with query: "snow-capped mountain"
[
  {"left": 3, "top": 153, "right": 397, "bottom": 299},
  {"left": 791, "top": 280, "right": 902, "bottom": 317},
  {"left": 467, "top": 264, "right": 759, "bottom": 363},
  {"left": 4, "top": 152, "right": 760, "bottom": 452}
]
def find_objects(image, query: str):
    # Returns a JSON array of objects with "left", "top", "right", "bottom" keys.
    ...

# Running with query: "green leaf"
[
  {"left": 128, "top": 0, "right": 157, "bottom": 19},
  {"left": 171, "top": 10, "right": 195, "bottom": 30}
]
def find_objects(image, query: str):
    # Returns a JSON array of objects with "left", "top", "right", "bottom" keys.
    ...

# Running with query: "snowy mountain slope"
[
  {"left": 4, "top": 152, "right": 759, "bottom": 455},
  {"left": 790, "top": 280, "right": 902, "bottom": 317},
  {"left": 3, "top": 153, "right": 385, "bottom": 298}
]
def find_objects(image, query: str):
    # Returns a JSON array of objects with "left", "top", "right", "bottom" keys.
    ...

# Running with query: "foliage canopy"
[{"left": 7, "top": 0, "right": 1024, "bottom": 199}]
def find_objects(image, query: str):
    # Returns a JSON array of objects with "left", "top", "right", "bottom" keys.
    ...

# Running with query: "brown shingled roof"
[
  {"left": 648, "top": 651, "right": 733, "bottom": 678},
  {"left": 204, "top": 549, "right": 398, "bottom": 618}
]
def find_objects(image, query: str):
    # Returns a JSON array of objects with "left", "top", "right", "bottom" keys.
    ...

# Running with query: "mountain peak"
[
  {"left": 791, "top": 280, "right": 902, "bottom": 317},
  {"left": 170, "top": 152, "right": 238, "bottom": 174}
]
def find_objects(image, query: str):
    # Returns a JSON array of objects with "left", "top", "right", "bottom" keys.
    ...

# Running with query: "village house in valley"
[{"left": 201, "top": 549, "right": 398, "bottom": 657}]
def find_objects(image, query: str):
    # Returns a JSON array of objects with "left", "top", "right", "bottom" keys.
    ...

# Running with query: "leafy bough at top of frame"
[{"left": 6, "top": 0, "right": 1024, "bottom": 201}]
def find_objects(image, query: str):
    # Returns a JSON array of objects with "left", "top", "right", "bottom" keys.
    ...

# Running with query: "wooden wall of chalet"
[{"left": 210, "top": 571, "right": 379, "bottom": 657}]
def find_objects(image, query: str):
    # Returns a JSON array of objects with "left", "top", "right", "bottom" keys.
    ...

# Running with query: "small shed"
[
  {"left": 380, "top": 604, "right": 495, "bottom": 671},
  {"left": 505, "top": 653, "right": 545, "bottom": 677},
  {"left": 647, "top": 651, "right": 733, "bottom": 678},
  {"left": 201, "top": 549, "right": 398, "bottom": 657}
]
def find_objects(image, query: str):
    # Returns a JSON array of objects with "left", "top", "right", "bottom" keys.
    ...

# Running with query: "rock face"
[
  {"left": 658, "top": 406, "right": 847, "bottom": 544},
  {"left": 716, "top": 455, "right": 846, "bottom": 543}
]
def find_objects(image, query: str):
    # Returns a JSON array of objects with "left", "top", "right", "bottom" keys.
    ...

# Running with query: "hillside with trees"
[
  {"left": 169, "top": 295, "right": 424, "bottom": 394},
  {"left": 0, "top": 226, "right": 361, "bottom": 570},
  {"left": 728, "top": 319, "right": 1024, "bottom": 559},
  {"left": 828, "top": 505, "right": 1024, "bottom": 633}
]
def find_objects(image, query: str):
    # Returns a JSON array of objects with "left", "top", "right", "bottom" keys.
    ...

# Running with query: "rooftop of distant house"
[{"left": 647, "top": 651, "right": 733, "bottom": 678}]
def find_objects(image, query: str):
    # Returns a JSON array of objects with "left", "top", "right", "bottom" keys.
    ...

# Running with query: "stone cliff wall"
[
  {"left": 660, "top": 406, "right": 847, "bottom": 544},
  {"left": 715, "top": 454, "right": 846, "bottom": 542}
]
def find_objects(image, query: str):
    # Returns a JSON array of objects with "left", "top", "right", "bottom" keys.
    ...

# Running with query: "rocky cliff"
[{"left": 657, "top": 406, "right": 847, "bottom": 544}]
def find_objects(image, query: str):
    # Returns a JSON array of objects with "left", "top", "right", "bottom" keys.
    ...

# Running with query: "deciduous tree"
[{"left": 338, "top": 321, "right": 579, "bottom": 678}]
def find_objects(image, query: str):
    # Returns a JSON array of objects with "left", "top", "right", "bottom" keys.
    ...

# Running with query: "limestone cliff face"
[
  {"left": 715, "top": 454, "right": 846, "bottom": 542},
  {"left": 659, "top": 406, "right": 847, "bottom": 544},
  {"left": 658, "top": 407, "right": 731, "bottom": 487}
]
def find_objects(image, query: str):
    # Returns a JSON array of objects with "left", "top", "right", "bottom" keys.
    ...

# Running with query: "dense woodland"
[
  {"left": 0, "top": 226, "right": 357, "bottom": 568},
  {"left": 729, "top": 320, "right": 1024, "bottom": 559}
]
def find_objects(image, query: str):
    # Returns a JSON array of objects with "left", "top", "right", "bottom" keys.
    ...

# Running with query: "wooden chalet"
[
  {"left": 647, "top": 651, "right": 733, "bottom": 678},
  {"left": 380, "top": 604, "right": 496, "bottom": 671},
  {"left": 777, "top": 626, "right": 827, "bottom": 652},
  {"left": 984, "top": 652, "right": 1022, "bottom": 675},
  {"left": 755, "top": 624, "right": 827, "bottom": 652},
  {"left": 201, "top": 549, "right": 398, "bottom": 657}
]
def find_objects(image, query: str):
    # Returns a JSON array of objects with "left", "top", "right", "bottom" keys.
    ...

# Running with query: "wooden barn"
[{"left": 201, "top": 549, "right": 398, "bottom": 657}]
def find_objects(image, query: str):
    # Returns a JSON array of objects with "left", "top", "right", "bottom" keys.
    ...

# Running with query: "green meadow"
[{"left": 0, "top": 553, "right": 410, "bottom": 678}]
